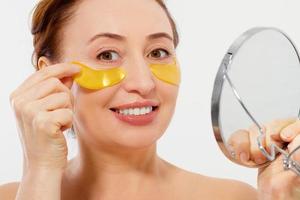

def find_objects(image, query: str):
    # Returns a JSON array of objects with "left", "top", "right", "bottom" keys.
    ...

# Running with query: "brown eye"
[
  {"left": 97, "top": 51, "right": 119, "bottom": 61},
  {"left": 149, "top": 49, "right": 169, "bottom": 59}
]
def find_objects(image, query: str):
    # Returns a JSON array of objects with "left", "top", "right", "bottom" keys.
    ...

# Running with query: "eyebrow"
[
  {"left": 88, "top": 32, "right": 174, "bottom": 44},
  {"left": 147, "top": 32, "right": 174, "bottom": 42},
  {"left": 88, "top": 33, "right": 125, "bottom": 44}
]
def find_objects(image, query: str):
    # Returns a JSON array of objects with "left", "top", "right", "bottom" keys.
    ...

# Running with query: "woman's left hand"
[
  {"left": 257, "top": 119, "right": 300, "bottom": 200},
  {"left": 228, "top": 119, "right": 300, "bottom": 200}
]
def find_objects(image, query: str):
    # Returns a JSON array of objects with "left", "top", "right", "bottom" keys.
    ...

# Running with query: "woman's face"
[{"left": 61, "top": 0, "right": 179, "bottom": 149}]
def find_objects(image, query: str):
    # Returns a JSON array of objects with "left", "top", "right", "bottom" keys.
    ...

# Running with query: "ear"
[{"left": 37, "top": 56, "right": 52, "bottom": 70}]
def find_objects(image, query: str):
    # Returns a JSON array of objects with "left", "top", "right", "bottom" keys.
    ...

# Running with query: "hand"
[
  {"left": 228, "top": 118, "right": 300, "bottom": 200},
  {"left": 9, "top": 63, "right": 80, "bottom": 171}
]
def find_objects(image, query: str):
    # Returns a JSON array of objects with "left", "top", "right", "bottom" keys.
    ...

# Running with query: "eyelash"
[
  {"left": 148, "top": 48, "right": 171, "bottom": 59},
  {"left": 96, "top": 50, "right": 119, "bottom": 63},
  {"left": 96, "top": 48, "right": 171, "bottom": 63}
]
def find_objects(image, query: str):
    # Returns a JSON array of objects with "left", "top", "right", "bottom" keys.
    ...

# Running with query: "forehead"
[{"left": 67, "top": 0, "right": 173, "bottom": 41}]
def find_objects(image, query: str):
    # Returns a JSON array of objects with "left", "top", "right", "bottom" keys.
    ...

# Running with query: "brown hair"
[{"left": 31, "top": 0, "right": 179, "bottom": 70}]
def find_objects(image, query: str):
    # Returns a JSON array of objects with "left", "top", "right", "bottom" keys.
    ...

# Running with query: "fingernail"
[
  {"left": 284, "top": 131, "right": 293, "bottom": 138},
  {"left": 227, "top": 145, "right": 236, "bottom": 159},
  {"left": 240, "top": 152, "right": 249, "bottom": 163},
  {"left": 230, "top": 151, "right": 236, "bottom": 159}
]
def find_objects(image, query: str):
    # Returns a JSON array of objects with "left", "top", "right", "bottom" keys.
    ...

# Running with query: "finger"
[
  {"left": 33, "top": 109, "right": 73, "bottom": 136},
  {"left": 48, "top": 109, "right": 74, "bottom": 132},
  {"left": 281, "top": 120, "right": 300, "bottom": 142},
  {"left": 10, "top": 63, "right": 80, "bottom": 100},
  {"left": 22, "top": 92, "right": 73, "bottom": 122},
  {"left": 288, "top": 134, "right": 300, "bottom": 164},
  {"left": 265, "top": 121, "right": 289, "bottom": 153},
  {"left": 227, "top": 129, "right": 251, "bottom": 163},
  {"left": 249, "top": 125, "right": 268, "bottom": 164},
  {"left": 11, "top": 78, "right": 73, "bottom": 119},
  {"left": 41, "top": 92, "right": 73, "bottom": 111},
  {"left": 253, "top": 119, "right": 295, "bottom": 164},
  {"left": 14, "top": 77, "right": 73, "bottom": 108},
  {"left": 266, "top": 118, "right": 296, "bottom": 140}
]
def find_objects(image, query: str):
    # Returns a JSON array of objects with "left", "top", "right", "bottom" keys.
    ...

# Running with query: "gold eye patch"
[
  {"left": 149, "top": 60, "right": 181, "bottom": 86},
  {"left": 71, "top": 59, "right": 181, "bottom": 90},
  {"left": 71, "top": 61, "right": 126, "bottom": 90}
]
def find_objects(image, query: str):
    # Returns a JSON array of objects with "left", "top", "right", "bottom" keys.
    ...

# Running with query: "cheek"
[
  {"left": 71, "top": 84, "right": 118, "bottom": 142},
  {"left": 159, "top": 81, "right": 179, "bottom": 110},
  {"left": 160, "top": 84, "right": 179, "bottom": 125}
]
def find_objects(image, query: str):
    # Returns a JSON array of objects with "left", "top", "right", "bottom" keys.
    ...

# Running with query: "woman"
[{"left": 0, "top": 0, "right": 299, "bottom": 199}]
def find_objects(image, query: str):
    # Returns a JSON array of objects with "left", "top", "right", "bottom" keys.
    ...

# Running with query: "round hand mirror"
[{"left": 211, "top": 27, "right": 300, "bottom": 174}]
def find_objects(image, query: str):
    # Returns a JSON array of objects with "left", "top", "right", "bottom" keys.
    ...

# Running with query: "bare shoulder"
[
  {"left": 162, "top": 160, "right": 257, "bottom": 200},
  {"left": 0, "top": 182, "right": 19, "bottom": 200},
  {"left": 200, "top": 176, "right": 258, "bottom": 200}
]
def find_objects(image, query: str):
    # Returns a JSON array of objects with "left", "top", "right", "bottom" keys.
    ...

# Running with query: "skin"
[{"left": 0, "top": 0, "right": 257, "bottom": 199}]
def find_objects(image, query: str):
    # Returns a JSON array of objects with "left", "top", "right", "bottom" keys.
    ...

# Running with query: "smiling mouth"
[{"left": 109, "top": 106, "right": 159, "bottom": 116}]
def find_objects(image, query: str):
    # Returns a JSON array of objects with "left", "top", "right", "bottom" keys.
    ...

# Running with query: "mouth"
[{"left": 109, "top": 101, "right": 160, "bottom": 126}]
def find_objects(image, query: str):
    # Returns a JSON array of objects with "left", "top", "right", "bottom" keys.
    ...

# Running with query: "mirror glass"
[{"left": 211, "top": 27, "right": 300, "bottom": 171}]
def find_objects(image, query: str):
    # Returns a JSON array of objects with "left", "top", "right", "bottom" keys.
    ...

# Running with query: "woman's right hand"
[{"left": 9, "top": 63, "right": 81, "bottom": 171}]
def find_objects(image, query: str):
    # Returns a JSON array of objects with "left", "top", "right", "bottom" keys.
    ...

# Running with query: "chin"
[{"left": 110, "top": 127, "right": 165, "bottom": 149}]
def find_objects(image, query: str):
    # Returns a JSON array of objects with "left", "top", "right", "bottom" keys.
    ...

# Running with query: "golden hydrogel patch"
[
  {"left": 71, "top": 61, "right": 126, "bottom": 90},
  {"left": 71, "top": 59, "right": 180, "bottom": 90},
  {"left": 149, "top": 60, "right": 181, "bottom": 86}
]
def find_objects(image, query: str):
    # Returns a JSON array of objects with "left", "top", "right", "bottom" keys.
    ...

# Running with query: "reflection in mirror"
[{"left": 211, "top": 27, "right": 300, "bottom": 175}]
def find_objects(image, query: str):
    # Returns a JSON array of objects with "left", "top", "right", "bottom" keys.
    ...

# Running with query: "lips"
[{"left": 109, "top": 100, "right": 160, "bottom": 126}]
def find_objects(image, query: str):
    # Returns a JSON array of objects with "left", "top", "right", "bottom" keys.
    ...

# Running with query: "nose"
[{"left": 122, "top": 58, "right": 155, "bottom": 96}]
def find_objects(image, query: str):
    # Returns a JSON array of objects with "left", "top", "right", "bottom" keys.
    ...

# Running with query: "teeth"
[
  {"left": 141, "top": 107, "right": 146, "bottom": 115},
  {"left": 129, "top": 108, "right": 134, "bottom": 115},
  {"left": 124, "top": 109, "right": 129, "bottom": 115},
  {"left": 117, "top": 106, "right": 154, "bottom": 116},
  {"left": 134, "top": 108, "right": 139, "bottom": 115}
]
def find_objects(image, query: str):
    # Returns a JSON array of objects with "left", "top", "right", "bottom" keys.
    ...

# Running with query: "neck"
[
  {"left": 77, "top": 138, "right": 160, "bottom": 173},
  {"left": 62, "top": 138, "right": 166, "bottom": 198}
]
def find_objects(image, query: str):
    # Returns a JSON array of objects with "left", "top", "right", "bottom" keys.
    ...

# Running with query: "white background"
[{"left": 1, "top": 0, "right": 300, "bottom": 188}]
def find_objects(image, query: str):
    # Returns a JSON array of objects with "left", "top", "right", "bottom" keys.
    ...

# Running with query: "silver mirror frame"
[{"left": 211, "top": 27, "right": 300, "bottom": 174}]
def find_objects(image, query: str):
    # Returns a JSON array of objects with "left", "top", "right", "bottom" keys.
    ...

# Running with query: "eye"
[
  {"left": 97, "top": 50, "right": 120, "bottom": 61},
  {"left": 149, "top": 49, "right": 170, "bottom": 59}
]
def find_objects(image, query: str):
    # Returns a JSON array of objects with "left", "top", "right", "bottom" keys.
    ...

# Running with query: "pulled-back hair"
[{"left": 31, "top": 0, "right": 179, "bottom": 70}]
